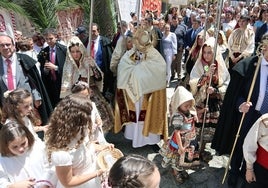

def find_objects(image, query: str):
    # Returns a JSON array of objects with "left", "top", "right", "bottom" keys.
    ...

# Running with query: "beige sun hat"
[{"left": 170, "top": 86, "right": 197, "bottom": 116}]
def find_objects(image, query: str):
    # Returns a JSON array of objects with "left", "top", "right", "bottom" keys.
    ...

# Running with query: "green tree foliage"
[
  {"left": 1, "top": 0, "right": 116, "bottom": 37},
  {"left": 0, "top": 0, "right": 29, "bottom": 18}
]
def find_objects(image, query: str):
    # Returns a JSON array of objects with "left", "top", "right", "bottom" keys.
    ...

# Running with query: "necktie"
[
  {"left": 6, "top": 59, "right": 14, "bottom": 90},
  {"left": 91, "top": 41, "right": 95, "bottom": 59},
  {"left": 191, "top": 30, "right": 196, "bottom": 40},
  {"left": 50, "top": 48, "right": 56, "bottom": 80},
  {"left": 260, "top": 75, "right": 268, "bottom": 114}
]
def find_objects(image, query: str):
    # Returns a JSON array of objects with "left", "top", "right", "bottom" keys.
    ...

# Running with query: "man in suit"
[
  {"left": 111, "top": 21, "right": 128, "bottom": 50},
  {"left": 38, "top": 28, "right": 67, "bottom": 108},
  {"left": 255, "top": 12, "right": 268, "bottom": 50},
  {"left": 183, "top": 18, "right": 202, "bottom": 64},
  {"left": 212, "top": 34, "right": 268, "bottom": 187},
  {"left": 87, "top": 23, "right": 114, "bottom": 103},
  {"left": 143, "top": 12, "right": 164, "bottom": 57},
  {"left": 0, "top": 34, "right": 52, "bottom": 126},
  {"left": 172, "top": 15, "right": 187, "bottom": 80}
]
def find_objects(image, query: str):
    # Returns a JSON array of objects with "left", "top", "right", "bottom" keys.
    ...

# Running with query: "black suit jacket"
[
  {"left": 95, "top": 36, "right": 115, "bottom": 101},
  {"left": 255, "top": 23, "right": 267, "bottom": 48},
  {"left": 38, "top": 42, "right": 67, "bottom": 108},
  {"left": 212, "top": 56, "right": 262, "bottom": 155},
  {"left": 152, "top": 26, "right": 164, "bottom": 57},
  {"left": 0, "top": 54, "right": 31, "bottom": 99},
  {"left": 184, "top": 27, "right": 202, "bottom": 49}
]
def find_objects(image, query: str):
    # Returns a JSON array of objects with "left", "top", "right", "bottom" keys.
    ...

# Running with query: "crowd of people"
[{"left": 0, "top": 0, "right": 268, "bottom": 187}]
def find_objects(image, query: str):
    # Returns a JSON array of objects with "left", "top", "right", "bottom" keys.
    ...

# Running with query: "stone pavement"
[
  {"left": 105, "top": 79, "right": 236, "bottom": 188},
  {"left": 106, "top": 131, "right": 232, "bottom": 188}
]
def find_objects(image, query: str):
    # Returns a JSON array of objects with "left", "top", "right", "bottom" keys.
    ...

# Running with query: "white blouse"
[
  {"left": 0, "top": 142, "right": 54, "bottom": 187},
  {"left": 243, "top": 114, "right": 268, "bottom": 169}
]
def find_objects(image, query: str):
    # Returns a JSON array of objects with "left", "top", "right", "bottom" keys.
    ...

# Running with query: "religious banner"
[
  {"left": 118, "top": 0, "right": 162, "bottom": 23},
  {"left": 169, "top": 0, "right": 188, "bottom": 6},
  {"left": 117, "top": 0, "right": 137, "bottom": 24},
  {"left": 142, "top": 0, "right": 161, "bottom": 17},
  {"left": 56, "top": 6, "right": 84, "bottom": 43},
  {"left": 0, "top": 8, "right": 16, "bottom": 40}
]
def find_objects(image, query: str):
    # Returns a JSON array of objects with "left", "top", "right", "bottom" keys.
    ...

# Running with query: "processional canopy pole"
[
  {"left": 87, "top": 0, "right": 94, "bottom": 84},
  {"left": 202, "top": 0, "right": 209, "bottom": 41},
  {"left": 115, "top": 0, "right": 124, "bottom": 36}
]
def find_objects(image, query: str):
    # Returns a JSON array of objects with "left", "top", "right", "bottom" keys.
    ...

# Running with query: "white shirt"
[
  {"left": 87, "top": 35, "right": 100, "bottom": 59},
  {"left": 243, "top": 114, "right": 268, "bottom": 169}
]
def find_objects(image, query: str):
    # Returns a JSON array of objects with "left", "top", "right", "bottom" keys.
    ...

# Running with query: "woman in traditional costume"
[
  {"left": 60, "top": 36, "right": 114, "bottom": 133},
  {"left": 189, "top": 37, "right": 230, "bottom": 158}
]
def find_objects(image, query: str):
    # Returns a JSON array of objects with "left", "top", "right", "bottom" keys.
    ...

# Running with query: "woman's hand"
[
  {"left": 238, "top": 102, "right": 252, "bottom": 113},
  {"left": 89, "top": 57, "right": 96, "bottom": 67},
  {"left": 207, "top": 63, "right": 216, "bottom": 76},
  {"left": 206, "top": 86, "right": 215, "bottom": 94},
  {"left": 245, "top": 169, "right": 256, "bottom": 183}
]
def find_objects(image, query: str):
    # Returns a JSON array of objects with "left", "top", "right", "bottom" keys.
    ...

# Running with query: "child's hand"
[
  {"left": 194, "top": 115, "right": 199, "bottom": 123},
  {"left": 42, "top": 124, "right": 50, "bottom": 132},
  {"left": 94, "top": 143, "right": 108, "bottom": 152},
  {"left": 94, "top": 143, "right": 114, "bottom": 152},
  {"left": 105, "top": 143, "right": 115, "bottom": 150},
  {"left": 178, "top": 147, "right": 185, "bottom": 155},
  {"left": 13, "top": 178, "right": 36, "bottom": 188},
  {"left": 183, "top": 116, "right": 193, "bottom": 124},
  {"left": 95, "top": 117, "right": 102, "bottom": 127}
]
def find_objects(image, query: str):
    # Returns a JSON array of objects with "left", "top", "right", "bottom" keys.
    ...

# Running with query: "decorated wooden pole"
[{"left": 87, "top": 0, "right": 94, "bottom": 84}]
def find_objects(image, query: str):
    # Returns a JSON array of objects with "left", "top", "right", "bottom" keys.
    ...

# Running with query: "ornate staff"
[
  {"left": 199, "top": 0, "right": 224, "bottom": 155},
  {"left": 222, "top": 45, "right": 263, "bottom": 184},
  {"left": 136, "top": 0, "right": 142, "bottom": 21},
  {"left": 87, "top": 0, "right": 94, "bottom": 84}
]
